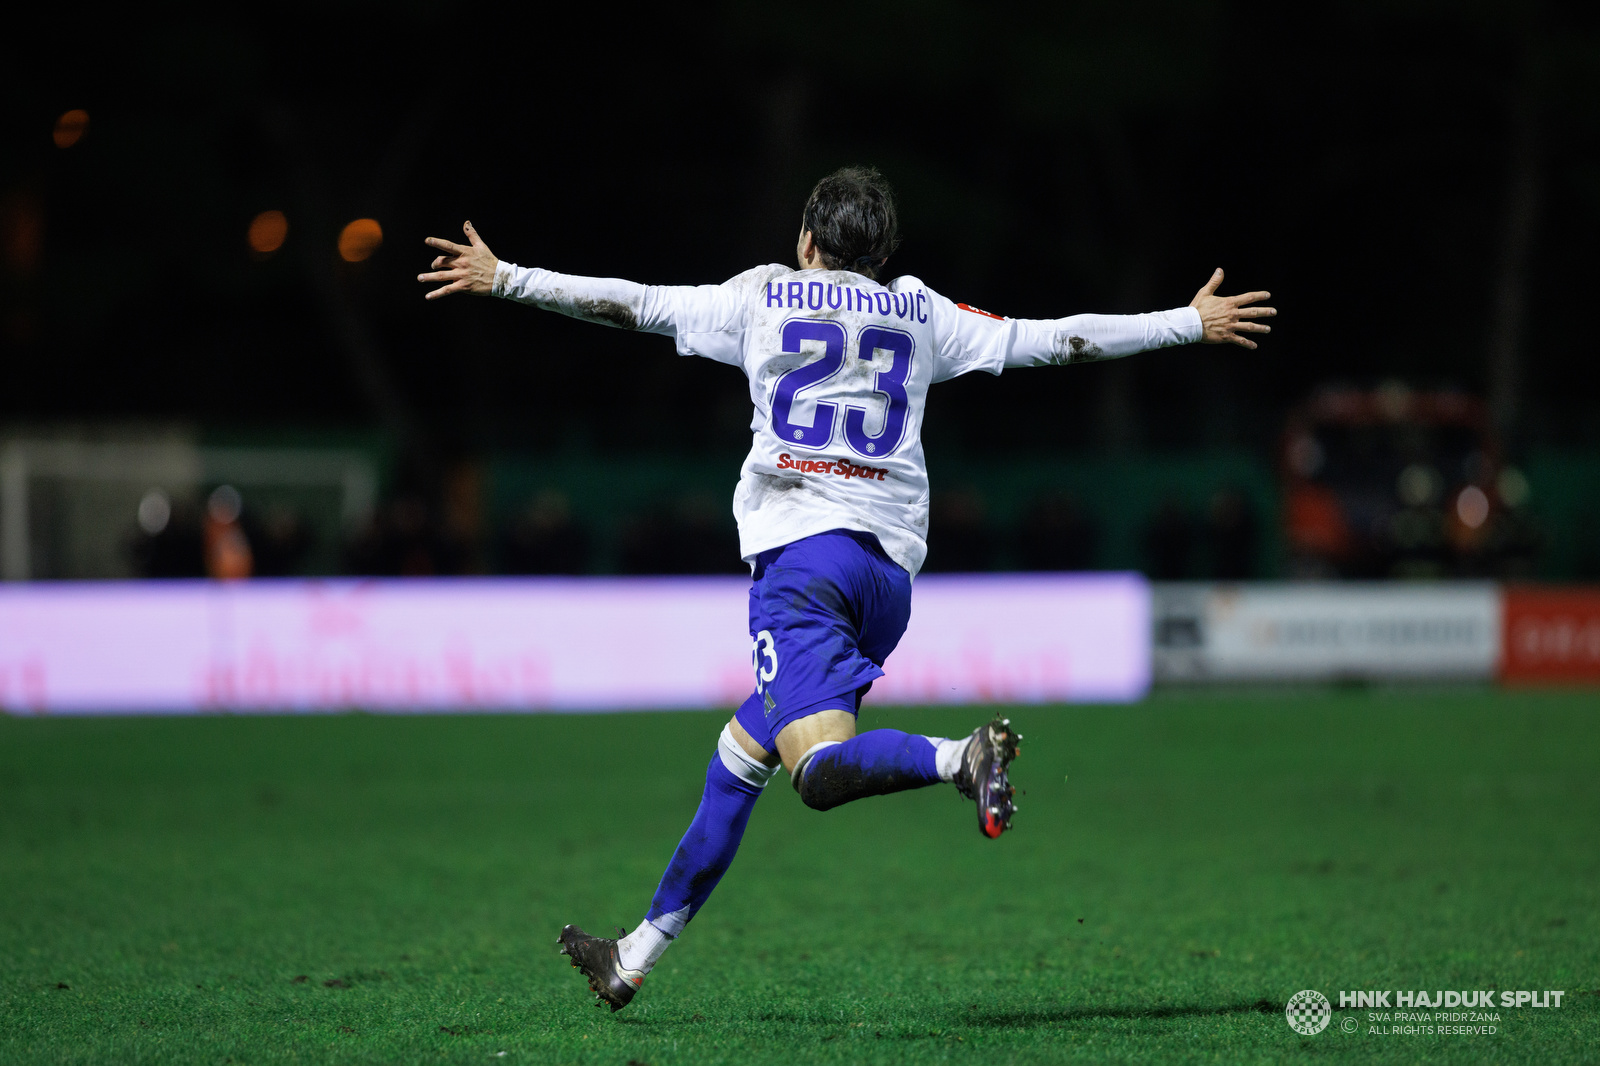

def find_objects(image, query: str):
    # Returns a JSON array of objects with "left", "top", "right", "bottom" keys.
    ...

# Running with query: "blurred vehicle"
[{"left": 1282, "top": 383, "right": 1532, "bottom": 578}]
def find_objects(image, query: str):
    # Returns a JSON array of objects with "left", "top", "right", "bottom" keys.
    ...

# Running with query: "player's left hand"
[
  {"left": 418, "top": 221, "right": 498, "bottom": 300},
  {"left": 1189, "top": 268, "right": 1275, "bottom": 349}
]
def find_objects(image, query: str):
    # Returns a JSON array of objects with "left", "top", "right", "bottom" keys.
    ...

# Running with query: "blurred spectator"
[
  {"left": 443, "top": 463, "right": 486, "bottom": 574},
  {"left": 1143, "top": 498, "right": 1194, "bottom": 579},
  {"left": 1489, "top": 509, "right": 1542, "bottom": 579},
  {"left": 247, "top": 505, "right": 316, "bottom": 577},
  {"left": 1207, "top": 487, "right": 1258, "bottom": 579},
  {"left": 1285, "top": 482, "right": 1349, "bottom": 578},
  {"left": 203, "top": 485, "right": 253, "bottom": 580},
  {"left": 1385, "top": 462, "right": 1449, "bottom": 579},
  {"left": 617, "top": 493, "right": 743, "bottom": 574},
  {"left": 500, "top": 491, "right": 591, "bottom": 574},
  {"left": 1434, "top": 468, "right": 1536, "bottom": 579},
  {"left": 126, "top": 490, "right": 205, "bottom": 577},
  {"left": 346, "top": 493, "right": 469, "bottom": 576},
  {"left": 1013, "top": 491, "right": 1097, "bottom": 571},
  {"left": 922, "top": 487, "right": 994, "bottom": 572}
]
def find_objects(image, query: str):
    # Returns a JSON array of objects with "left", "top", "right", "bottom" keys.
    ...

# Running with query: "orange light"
[
  {"left": 338, "top": 218, "right": 383, "bottom": 262},
  {"left": 247, "top": 210, "right": 288, "bottom": 254},
  {"left": 53, "top": 110, "right": 89, "bottom": 149},
  {"left": 1456, "top": 485, "right": 1490, "bottom": 530}
]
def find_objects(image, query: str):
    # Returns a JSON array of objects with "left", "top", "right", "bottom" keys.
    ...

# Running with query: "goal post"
[{"left": 0, "top": 439, "right": 378, "bottom": 581}]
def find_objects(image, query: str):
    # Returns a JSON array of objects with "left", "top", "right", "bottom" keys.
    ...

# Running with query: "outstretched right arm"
[
  {"left": 418, "top": 220, "right": 659, "bottom": 330},
  {"left": 417, "top": 221, "right": 756, "bottom": 365}
]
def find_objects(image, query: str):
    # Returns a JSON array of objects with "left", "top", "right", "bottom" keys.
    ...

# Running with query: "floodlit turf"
[{"left": 2, "top": 691, "right": 1597, "bottom": 1064}]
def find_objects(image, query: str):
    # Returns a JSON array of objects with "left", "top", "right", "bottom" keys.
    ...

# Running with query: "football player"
[{"left": 419, "top": 167, "right": 1273, "bottom": 1010}]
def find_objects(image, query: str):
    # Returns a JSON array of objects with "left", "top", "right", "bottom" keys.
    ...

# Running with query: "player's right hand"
[
  {"left": 418, "top": 221, "right": 498, "bottom": 300},
  {"left": 1189, "top": 268, "right": 1275, "bottom": 349}
]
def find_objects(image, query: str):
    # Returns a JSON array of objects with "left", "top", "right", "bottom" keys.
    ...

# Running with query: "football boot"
[
  {"left": 557, "top": 924, "right": 644, "bottom": 1012},
  {"left": 952, "top": 717, "right": 1021, "bottom": 839}
]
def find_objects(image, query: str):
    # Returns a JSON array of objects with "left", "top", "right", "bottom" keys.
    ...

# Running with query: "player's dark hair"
[{"left": 801, "top": 166, "right": 901, "bottom": 281}]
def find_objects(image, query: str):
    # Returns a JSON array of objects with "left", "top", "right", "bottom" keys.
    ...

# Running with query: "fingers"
[
  {"left": 1224, "top": 331, "right": 1259, "bottom": 350},
  {"left": 420, "top": 223, "right": 492, "bottom": 299},
  {"left": 1236, "top": 305, "right": 1277, "bottom": 319},
  {"left": 1196, "top": 267, "right": 1224, "bottom": 298},
  {"left": 1228, "top": 290, "right": 1272, "bottom": 307},
  {"left": 423, "top": 279, "right": 471, "bottom": 301},
  {"left": 1234, "top": 321, "right": 1271, "bottom": 334}
]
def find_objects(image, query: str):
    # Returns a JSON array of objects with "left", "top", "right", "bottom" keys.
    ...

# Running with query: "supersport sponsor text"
[{"left": 776, "top": 452, "right": 889, "bottom": 481}]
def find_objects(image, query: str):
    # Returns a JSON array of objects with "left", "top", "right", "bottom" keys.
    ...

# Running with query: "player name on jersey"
[{"left": 765, "top": 280, "right": 930, "bottom": 323}]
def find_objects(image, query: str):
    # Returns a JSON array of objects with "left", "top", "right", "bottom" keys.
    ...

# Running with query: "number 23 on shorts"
[{"left": 752, "top": 629, "right": 778, "bottom": 692}]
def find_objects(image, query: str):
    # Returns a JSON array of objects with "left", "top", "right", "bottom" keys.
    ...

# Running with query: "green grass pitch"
[{"left": 2, "top": 690, "right": 1596, "bottom": 1064}]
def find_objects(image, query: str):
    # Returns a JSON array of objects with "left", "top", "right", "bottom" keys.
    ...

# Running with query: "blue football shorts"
[{"left": 732, "top": 528, "right": 912, "bottom": 752}]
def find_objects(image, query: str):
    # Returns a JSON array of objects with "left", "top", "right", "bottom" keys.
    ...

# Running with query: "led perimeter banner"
[{"left": 0, "top": 574, "right": 1150, "bottom": 713}]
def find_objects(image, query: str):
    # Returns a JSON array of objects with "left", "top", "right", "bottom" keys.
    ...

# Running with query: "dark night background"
[{"left": 4, "top": 2, "right": 1598, "bottom": 579}]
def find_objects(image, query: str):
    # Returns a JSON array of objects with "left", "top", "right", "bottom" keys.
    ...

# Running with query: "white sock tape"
[
  {"left": 791, "top": 739, "right": 842, "bottom": 789},
  {"left": 718, "top": 725, "right": 779, "bottom": 789}
]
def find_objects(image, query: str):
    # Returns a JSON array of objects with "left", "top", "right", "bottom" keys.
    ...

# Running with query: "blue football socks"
[
  {"left": 619, "top": 727, "right": 777, "bottom": 972},
  {"left": 643, "top": 754, "right": 763, "bottom": 933},
  {"left": 794, "top": 729, "right": 944, "bottom": 811},
  {"left": 618, "top": 724, "right": 956, "bottom": 972}
]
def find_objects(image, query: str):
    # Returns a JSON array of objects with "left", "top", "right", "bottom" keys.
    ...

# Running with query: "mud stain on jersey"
[
  {"left": 750, "top": 472, "right": 805, "bottom": 495},
  {"left": 546, "top": 287, "right": 639, "bottom": 329},
  {"left": 844, "top": 355, "right": 877, "bottom": 380},
  {"left": 572, "top": 297, "right": 638, "bottom": 330},
  {"left": 1053, "top": 334, "right": 1105, "bottom": 364},
  {"left": 749, "top": 472, "right": 844, "bottom": 511}
]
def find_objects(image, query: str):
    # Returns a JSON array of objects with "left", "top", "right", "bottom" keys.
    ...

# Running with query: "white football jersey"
[{"left": 495, "top": 262, "right": 1200, "bottom": 576}]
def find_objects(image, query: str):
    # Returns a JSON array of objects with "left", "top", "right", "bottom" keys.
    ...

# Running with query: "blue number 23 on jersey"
[{"left": 770, "top": 320, "right": 915, "bottom": 459}]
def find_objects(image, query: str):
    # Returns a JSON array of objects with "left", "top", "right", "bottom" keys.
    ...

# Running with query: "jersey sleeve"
[
  {"left": 1005, "top": 307, "right": 1202, "bottom": 367},
  {"left": 493, "top": 262, "right": 773, "bottom": 366},
  {"left": 924, "top": 285, "right": 1203, "bottom": 383}
]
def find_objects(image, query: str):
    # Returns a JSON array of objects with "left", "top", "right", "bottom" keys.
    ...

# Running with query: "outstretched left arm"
[{"left": 998, "top": 268, "right": 1275, "bottom": 369}]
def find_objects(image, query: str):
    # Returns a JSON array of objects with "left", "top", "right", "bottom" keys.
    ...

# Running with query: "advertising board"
[
  {"left": 1500, "top": 586, "right": 1600, "bottom": 684},
  {"left": 0, "top": 574, "right": 1149, "bottom": 713},
  {"left": 1153, "top": 582, "right": 1501, "bottom": 681}
]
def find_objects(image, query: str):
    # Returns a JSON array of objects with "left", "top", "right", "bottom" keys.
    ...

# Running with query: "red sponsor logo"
[
  {"left": 1501, "top": 586, "right": 1600, "bottom": 683},
  {"left": 957, "top": 302, "right": 1004, "bottom": 321},
  {"left": 777, "top": 453, "right": 888, "bottom": 481}
]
